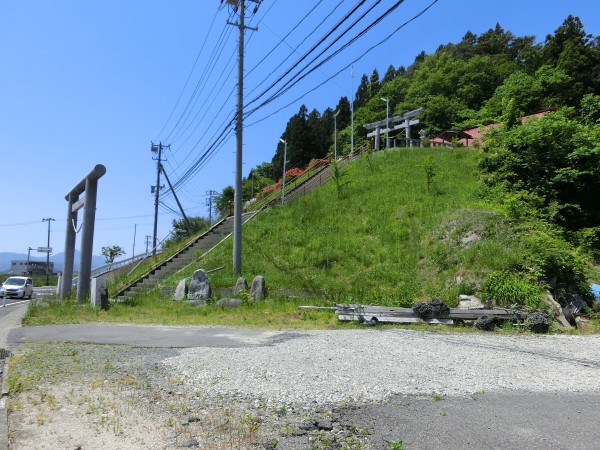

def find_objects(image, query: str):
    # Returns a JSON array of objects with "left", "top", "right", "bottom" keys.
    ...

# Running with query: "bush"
[
  {"left": 523, "top": 229, "right": 591, "bottom": 304},
  {"left": 483, "top": 271, "right": 542, "bottom": 309}
]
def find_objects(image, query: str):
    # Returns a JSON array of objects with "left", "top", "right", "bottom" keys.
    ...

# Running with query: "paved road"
[
  {"left": 1, "top": 307, "right": 600, "bottom": 449},
  {"left": 7, "top": 323, "right": 285, "bottom": 349}
]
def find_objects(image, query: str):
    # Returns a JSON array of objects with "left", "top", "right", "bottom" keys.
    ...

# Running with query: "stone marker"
[
  {"left": 457, "top": 294, "right": 484, "bottom": 310},
  {"left": 233, "top": 277, "right": 248, "bottom": 295},
  {"left": 174, "top": 279, "right": 188, "bottom": 301},
  {"left": 250, "top": 275, "right": 266, "bottom": 301},
  {"left": 187, "top": 269, "right": 211, "bottom": 305},
  {"left": 215, "top": 298, "right": 243, "bottom": 309},
  {"left": 91, "top": 277, "right": 108, "bottom": 310}
]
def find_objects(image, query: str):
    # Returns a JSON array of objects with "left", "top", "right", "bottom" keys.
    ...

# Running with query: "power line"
[
  {"left": 245, "top": 0, "right": 438, "bottom": 126},
  {"left": 159, "top": 0, "right": 440, "bottom": 201},
  {"left": 245, "top": 0, "right": 370, "bottom": 110},
  {"left": 163, "top": 24, "right": 236, "bottom": 144},
  {"left": 244, "top": 0, "right": 327, "bottom": 81},
  {"left": 0, "top": 220, "right": 44, "bottom": 227},
  {"left": 154, "top": 6, "right": 221, "bottom": 142},
  {"left": 245, "top": 0, "right": 396, "bottom": 115}
]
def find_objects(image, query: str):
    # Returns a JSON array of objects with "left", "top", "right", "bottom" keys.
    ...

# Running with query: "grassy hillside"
[
  {"left": 25, "top": 146, "right": 600, "bottom": 327},
  {"left": 171, "top": 147, "right": 535, "bottom": 306}
]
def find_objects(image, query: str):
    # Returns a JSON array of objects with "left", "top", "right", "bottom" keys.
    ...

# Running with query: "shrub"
[{"left": 483, "top": 271, "right": 542, "bottom": 309}]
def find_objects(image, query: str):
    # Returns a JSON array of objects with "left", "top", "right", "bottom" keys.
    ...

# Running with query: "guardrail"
[{"left": 91, "top": 252, "right": 156, "bottom": 278}]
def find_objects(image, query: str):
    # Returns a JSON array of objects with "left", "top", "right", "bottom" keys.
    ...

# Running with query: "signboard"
[{"left": 37, "top": 247, "right": 52, "bottom": 253}]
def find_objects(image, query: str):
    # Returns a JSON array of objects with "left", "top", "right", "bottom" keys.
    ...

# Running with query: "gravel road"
[{"left": 7, "top": 328, "right": 600, "bottom": 449}]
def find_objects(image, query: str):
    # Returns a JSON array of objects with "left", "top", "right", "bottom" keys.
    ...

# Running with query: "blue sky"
[{"left": 1, "top": 0, "right": 598, "bottom": 260}]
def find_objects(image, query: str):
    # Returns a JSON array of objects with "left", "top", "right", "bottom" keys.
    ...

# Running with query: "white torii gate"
[{"left": 364, "top": 107, "right": 424, "bottom": 150}]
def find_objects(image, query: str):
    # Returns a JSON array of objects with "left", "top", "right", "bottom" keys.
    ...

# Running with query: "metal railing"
[
  {"left": 91, "top": 252, "right": 156, "bottom": 278},
  {"left": 245, "top": 147, "right": 366, "bottom": 212}
]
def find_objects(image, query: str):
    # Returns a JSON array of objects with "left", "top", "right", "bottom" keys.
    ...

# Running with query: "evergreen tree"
[
  {"left": 367, "top": 68, "right": 381, "bottom": 98},
  {"left": 334, "top": 96, "right": 352, "bottom": 130},
  {"left": 354, "top": 74, "right": 369, "bottom": 109},
  {"left": 272, "top": 105, "right": 309, "bottom": 177},
  {"left": 382, "top": 64, "right": 396, "bottom": 84},
  {"left": 542, "top": 15, "right": 598, "bottom": 102}
]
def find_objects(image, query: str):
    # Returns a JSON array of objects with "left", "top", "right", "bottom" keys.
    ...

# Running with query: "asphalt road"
[
  {"left": 7, "top": 323, "right": 286, "bottom": 349},
  {"left": 1, "top": 307, "right": 599, "bottom": 449}
]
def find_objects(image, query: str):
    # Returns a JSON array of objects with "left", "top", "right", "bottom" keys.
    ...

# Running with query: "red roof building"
[{"left": 429, "top": 109, "right": 555, "bottom": 147}]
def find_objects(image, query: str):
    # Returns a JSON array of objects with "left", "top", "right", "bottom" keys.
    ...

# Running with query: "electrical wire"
[
  {"left": 245, "top": 0, "right": 440, "bottom": 127},
  {"left": 163, "top": 24, "right": 236, "bottom": 145},
  {"left": 154, "top": 8, "right": 220, "bottom": 142},
  {"left": 157, "top": 0, "right": 440, "bottom": 207},
  {"left": 0, "top": 220, "right": 45, "bottom": 227},
  {"left": 246, "top": 0, "right": 399, "bottom": 114},
  {"left": 244, "top": 0, "right": 325, "bottom": 80},
  {"left": 245, "top": 0, "right": 369, "bottom": 110}
]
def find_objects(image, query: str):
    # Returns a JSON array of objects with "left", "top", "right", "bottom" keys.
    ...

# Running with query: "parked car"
[{"left": 0, "top": 276, "right": 34, "bottom": 299}]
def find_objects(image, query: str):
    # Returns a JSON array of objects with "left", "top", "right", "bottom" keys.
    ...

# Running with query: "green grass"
[
  {"left": 24, "top": 147, "right": 600, "bottom": 328},
  {"left": 185, "top": 147, "right": 524, "bottom": 306}
]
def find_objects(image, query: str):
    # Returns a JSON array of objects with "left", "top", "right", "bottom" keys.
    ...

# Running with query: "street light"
[
  {"left": 333, "top": 109, "right": 340, "bottom": 160},
  {"left": 279, "top": 138, "right": 288, "bottom": 205},
  {"left": 42, "top": 218, "right": 55, "bottom": 285},
  {"left": 380, "top": 97, "right": 389, "bottom": 148}
]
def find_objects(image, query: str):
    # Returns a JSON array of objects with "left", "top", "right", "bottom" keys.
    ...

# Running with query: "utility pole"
[
  {"left": 333, "top": 109, "right": 340, "bottom": 160},
  {"left": 145, "top": 235, "right": 152, "bottom": 253},
  {"left": 42, "top": 218, "right": 55, "bottom": 285},
  {"left": 279, "top": 139, "right": 288, "bottom": 205},
  {"left": 26, "top": 247, "right": 34, "bottom": 275},
  {"left": 206, "top": 190, "right": 218, "bottom": 226},
  {"left": 381, "top": 97, "right": 390, "bottom": 148},
  {"left": 132, "top": 224, "right": 137, "bottom": 258},
  {"left": 351, "top": 66, "right": 355, "bottom": 154},
  {"left": 151, "top": 142, "right": 168, "bottom": 257},
  {"left": 226, "top": 0, "right": 260, "bottom": 275}
]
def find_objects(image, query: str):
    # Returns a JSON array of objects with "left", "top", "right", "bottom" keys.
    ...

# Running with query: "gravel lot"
[{"left": 7, "top": 328, "right": 600, "bottom": 449}]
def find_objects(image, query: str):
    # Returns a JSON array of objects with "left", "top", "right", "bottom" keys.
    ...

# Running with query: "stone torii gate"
[
  {"left": 60, "top": 164, "right": 106, "bottom": 302},
  {"left": 364, "top": 107, "right": 424, "bottom": 150}
]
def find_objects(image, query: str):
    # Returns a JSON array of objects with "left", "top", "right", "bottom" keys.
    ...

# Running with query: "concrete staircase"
[{"left": 113, "top": 212, "right": 256, "bottom": 302}]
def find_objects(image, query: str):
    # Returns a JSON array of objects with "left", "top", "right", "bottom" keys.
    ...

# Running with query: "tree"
[
  {"left": 367, "top": 68, "right": 381, "bottom": 98},
  {"left": 482, "top": 71, "right": 541, "bottom": 119},
  {"left": 334, "top": 96, "right": 352, "bottom": 130},
  {"left": 579, "top": 93, "right": 600, "bottom": 125},
  {"left": 272, "top": 105, "right": 309, "bottom": 176},
  {"left": 101, "top": 246, "right": 125, "bottom": 264},
  {"left": 542, "top": 15, "right": 598, "bottom": 103},
  {"left": 354, "top": 74, "right": 369, "bottom": 109},
  {"left": 172, "top": 217, "right": 209, "bottom": 240},
  {"left": 382, "top": 64, "right": 396, "bottom": 84},
  {"left": 215, "top": 186, "right": 235, "bottom": 217},
  {"left": 480, "top": 108, "right": 600, "bottom": 230}
]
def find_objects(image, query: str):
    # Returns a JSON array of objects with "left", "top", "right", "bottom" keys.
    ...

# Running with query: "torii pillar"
[{"left": 60, "top": 164, "right": 106, "bottom": 302}]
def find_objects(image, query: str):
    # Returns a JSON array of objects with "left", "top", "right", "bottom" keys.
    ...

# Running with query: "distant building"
[
  {"left": 429, "top": 109, "right": 555, "bottom": 147},
  {"left": 10, "top": 260, "right": 54, "bottom": 276}
]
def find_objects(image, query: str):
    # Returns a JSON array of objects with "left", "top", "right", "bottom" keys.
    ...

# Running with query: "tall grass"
[
  {"left": 169, "top": 148, "right": 527, "bottom": 306},
  {"left": 26, "top": 147, "right": 551, "bottom": 325}
]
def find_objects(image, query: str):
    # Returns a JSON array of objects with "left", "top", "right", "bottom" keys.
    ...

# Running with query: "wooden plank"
[
  {"left": 335, "top": 304, "right": 527, "bottom": 320},
  {"left": 338, "top": 314, "right": 453, "bottom": 325}
]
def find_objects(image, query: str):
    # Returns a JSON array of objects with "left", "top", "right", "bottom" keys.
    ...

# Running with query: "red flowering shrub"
[{"left": 284, "top": 168, "right": 304, "bottom": 181}]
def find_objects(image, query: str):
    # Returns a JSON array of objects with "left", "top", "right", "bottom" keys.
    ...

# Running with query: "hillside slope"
[{"left": 169, "top": 147, "right": 557, "bottom": 307}]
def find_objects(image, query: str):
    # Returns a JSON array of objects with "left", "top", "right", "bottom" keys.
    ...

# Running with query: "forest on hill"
[
  {"left": 167, "top": 15, "right": 600, "bottom": 303},
  {"left": 208, "top": 18, "right": 599, "bottom": 223}
]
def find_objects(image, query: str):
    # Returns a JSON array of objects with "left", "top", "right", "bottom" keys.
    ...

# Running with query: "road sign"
[{"left": 37, "top": 247, "right": 52, "bottom": 253}]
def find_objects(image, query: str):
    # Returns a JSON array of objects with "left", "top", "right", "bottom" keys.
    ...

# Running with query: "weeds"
[{"left": 22, "top": 147, "right": 598, "bottom": 328}]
